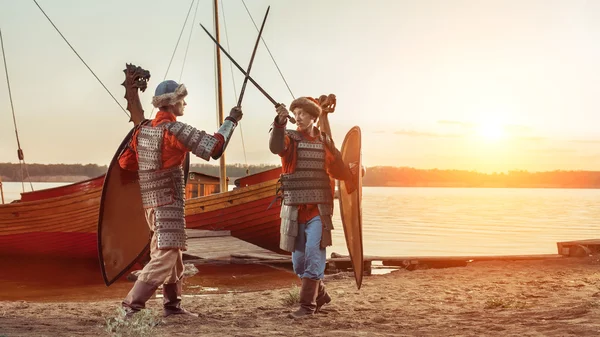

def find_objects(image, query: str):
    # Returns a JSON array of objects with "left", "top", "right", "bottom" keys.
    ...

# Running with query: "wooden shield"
[
  {"left": 97, "top": 127, "right": 150, "bottom": 286},
  {"left": 338, "top": 126, "right": 364, "bottom": 289}
]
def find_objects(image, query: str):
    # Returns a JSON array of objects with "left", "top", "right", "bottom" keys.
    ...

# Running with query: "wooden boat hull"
[
  {"left": 186, "top": 177, "right": 284, "bottom": 254},
  {"left": 0, "top": 167, "right": 284, "bottom": 262},
  {"left": 0, "top": 186, "right": 101, "bottom": 259},
  {"left": 19, "top": 175, "right": 105, "bottom": 202}
]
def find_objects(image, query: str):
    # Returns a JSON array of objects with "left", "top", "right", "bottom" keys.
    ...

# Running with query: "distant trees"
[
  {"left": 189, "top": 163, "right": 279, "bottom": 178},
  {"left": 362, "top": 166, "right": 600, "bottom": 188},
  {"left": 0, "top": 163, "right": 107, "bottom": 181},
  {"left": 1, "top": 162, "right": 599, "bottom": 188},
  {"left": 0, "top": 163, "right": 279, "bottom": 182}
]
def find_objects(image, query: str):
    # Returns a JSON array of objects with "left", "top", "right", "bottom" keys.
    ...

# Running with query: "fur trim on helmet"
[
  {"left": 151, "top": 83, "right": 188, "bottom": 108},
  {"left": 290, "top": 96, "right": 321, "bottom": 119}
]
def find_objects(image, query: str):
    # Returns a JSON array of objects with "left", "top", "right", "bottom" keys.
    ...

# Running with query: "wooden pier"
[
  {"left": 0, "top": 176, "right": 4, "bottom": 204},
  {"left": 183, "top": 229, "right": 288, "bottom": 264},
  {"left": 556, "top": 239, "right": 600, "bottom": 257},
  {"left": 183, "top": 229, "right": 598, "bottom": 275}
]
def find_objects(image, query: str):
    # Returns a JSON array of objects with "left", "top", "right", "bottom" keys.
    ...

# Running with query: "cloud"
[
  {"left": 527, "top": 147, "right": 576, "bottom": 154},
  {"left": 438, "top": 121, "right": 535, "bottom": 136},
  {"left": 517, "top": 136, "right": 545, "bottom": 141},
  {"left": 393, "top": 129, "right": 463, "bottom": 138},
  {"left": 569, "top": 139, "right": 600, "bottom": 144},
  {"left": 437, "top": 120, "right": 474, "bottom": 128},
  {"left": 504, "top": 124, "right": 533, "bottom": 134}
]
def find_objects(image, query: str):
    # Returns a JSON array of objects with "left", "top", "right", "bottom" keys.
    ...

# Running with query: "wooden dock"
[
  {"left": 183, "top": 229, "right": 290, "bottom": 264},
  {"left": 183, "top": 229, "right": 598, "bottom": 274},
  {"left": 557, "top": 239, "right": 600, "bottom": 257},
  {"left": 329, "top": 253, "right": 564, "bottom": 272}
]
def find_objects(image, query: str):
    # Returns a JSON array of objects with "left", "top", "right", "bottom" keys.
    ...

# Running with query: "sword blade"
[
  {"left": 237, "top": 6, "right": 270, "bottom": 108},
  {"left": 200, "top": 23, "right": 277, "bottom": 106}
]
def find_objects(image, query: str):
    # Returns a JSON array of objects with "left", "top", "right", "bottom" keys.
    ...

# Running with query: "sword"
[
  {"left": 199, "top": 22, "right": 296, "bottom": 124},
  {"left": 237, "top": 6, "right": 269, "bottom": 108}
]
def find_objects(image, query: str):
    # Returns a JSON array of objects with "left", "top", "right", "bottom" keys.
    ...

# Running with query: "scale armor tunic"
[
  {"left": 136, "top": 121, "right": 222, "bottom": 250},
  {"left": 279, "top": 130, "right": 334, "bottom": 252}
]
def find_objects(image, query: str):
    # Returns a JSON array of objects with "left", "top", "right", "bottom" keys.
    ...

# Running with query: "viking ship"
[
  {"left": 0, "top": 1, "right": 289, "bottom": 260},
  {"left": 0, "top": 168, "right": 283, "bottom": 260},
  {"left": 0, "top": 2, "right": 354, "bottom": 286}
]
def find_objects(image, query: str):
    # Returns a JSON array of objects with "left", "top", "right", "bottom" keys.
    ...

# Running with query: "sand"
[{"left": 1, "top": 256, "right": 600, "bottom": 336}]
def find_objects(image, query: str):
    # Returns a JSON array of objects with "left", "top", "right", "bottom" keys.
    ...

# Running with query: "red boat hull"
[
  {"left": 20, "top": 176, "right": 105, "bottom": 202},
  {"left": 0, "top": 168, "right": 283, "bottom": 260}
]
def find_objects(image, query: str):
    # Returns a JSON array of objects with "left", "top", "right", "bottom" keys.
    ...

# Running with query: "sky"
[{"left": 0, "top": 0, "right": 599, "bottom": 173}]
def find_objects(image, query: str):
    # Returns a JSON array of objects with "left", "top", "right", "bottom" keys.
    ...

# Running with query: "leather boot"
[
  {"left": 163, "top": 280, "right": 198, "bottom": 317},
  {"left": 122, "top": 280, "right": 159, "bottom": 318},
  {"left": 315, "top": 280, "right": 331, "bottom": 313},
  {"left": 288, "top": 278, "right": 319, "bottom": 319}
]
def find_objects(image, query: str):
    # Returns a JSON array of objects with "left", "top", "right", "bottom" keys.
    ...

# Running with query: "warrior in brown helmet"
[{"left": 269, "top": 96, "right": 358, "bottom": 318}]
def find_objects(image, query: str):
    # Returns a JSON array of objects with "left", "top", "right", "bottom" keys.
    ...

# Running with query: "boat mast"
[{"left": 213, "top": 0, "right": 227, "bottom": 193}]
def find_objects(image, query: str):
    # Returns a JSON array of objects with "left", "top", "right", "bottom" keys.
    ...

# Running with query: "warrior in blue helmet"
[{"left": 118, "top": 80, "right": 242, "bottom": 318}]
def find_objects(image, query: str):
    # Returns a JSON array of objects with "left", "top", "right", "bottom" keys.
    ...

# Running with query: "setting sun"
[{"left": 477, "top": 121, "right": 505, "bottom": 141}]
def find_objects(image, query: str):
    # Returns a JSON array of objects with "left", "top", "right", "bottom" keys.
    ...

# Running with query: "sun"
[{"left": 477, "top": 121, "right": 505, "bottom": 141}]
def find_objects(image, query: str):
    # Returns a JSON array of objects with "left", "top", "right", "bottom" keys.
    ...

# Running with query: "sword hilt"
[{"left": 275, "top": 103, "right": 296, "bottom": 124}]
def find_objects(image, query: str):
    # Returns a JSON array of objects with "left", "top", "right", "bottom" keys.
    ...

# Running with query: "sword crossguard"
[{"left": 199, "top": 19, "right": 297, "bottom": 125}]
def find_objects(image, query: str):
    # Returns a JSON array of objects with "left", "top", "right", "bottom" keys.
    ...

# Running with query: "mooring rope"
[{"left": 1, "top": 29, "right": 34, "bottom": 192}]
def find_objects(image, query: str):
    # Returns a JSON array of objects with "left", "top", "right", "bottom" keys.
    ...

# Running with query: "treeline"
[
  {"left": 0, "top": 162, "right": 279, "bottom": 182},
  {"left": 0, "top": 163, "right": 107, "bottom": 181},
  {"left": 2, "top": 163, "right": 600, "bottom": 188},
  {"left": 363, "top": 167, "right": 600, "bottom": 188},
  {"left": 189, "top": 163, "right": 280, "bottom": 178}
]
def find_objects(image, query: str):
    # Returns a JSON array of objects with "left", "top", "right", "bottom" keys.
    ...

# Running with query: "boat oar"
[
  {"left": 199, "top": 22, "right": 296, "bottom": 124},
  {"left": 237, "top": 6, "right": 270, "bottom": 108}
]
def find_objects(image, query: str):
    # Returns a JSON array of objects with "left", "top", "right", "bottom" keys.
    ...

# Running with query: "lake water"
[
  {"left": 331, "top": 187, "right": 600, "bottom": 257},
  {"left": 3, "top": 182, "right": 599, "bottom": 257},
  {"left": 1, "top": 182, "right": 68, "bottom": 203}
]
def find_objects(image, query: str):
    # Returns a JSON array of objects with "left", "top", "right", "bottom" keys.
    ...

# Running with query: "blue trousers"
[{"left": 291, "top": 215, "right": 326, "bottom": 280}]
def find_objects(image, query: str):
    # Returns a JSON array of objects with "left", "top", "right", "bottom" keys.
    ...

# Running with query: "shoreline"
[
  {"left": 2, "top": 179, "right": 600, "bottom": 189},
  {"left": 1, "top": 257, "right": 599, "bottom": 336}
]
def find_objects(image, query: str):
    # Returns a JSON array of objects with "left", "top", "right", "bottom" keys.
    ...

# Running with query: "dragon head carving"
[{"left": 121, "top": 63, "right": 151, "bottom": 125}]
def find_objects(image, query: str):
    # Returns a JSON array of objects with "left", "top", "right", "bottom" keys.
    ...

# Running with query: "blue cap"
[{"left": 154, "top": 80, "right": 180, "bottom": 96}]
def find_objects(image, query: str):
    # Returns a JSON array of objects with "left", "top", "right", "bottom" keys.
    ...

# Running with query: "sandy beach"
[{"left": 1, "top": 256, "right": 600, "bottom": 336}]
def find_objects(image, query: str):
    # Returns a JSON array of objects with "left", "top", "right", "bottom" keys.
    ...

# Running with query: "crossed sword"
[{"left": 200, "top": 6, "right": 296, "bottom": 124}]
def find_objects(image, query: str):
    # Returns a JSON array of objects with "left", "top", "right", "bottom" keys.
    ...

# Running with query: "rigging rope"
[
  {"left": 240, "top": 0, "right": 294, "bottom": 100},
  {"left": 32, "top": 0, "right": 129, "bottom": 118},
  {"left": 150, "top": 0, "right": 196, "bottom": 118},
  {"left": 179, "top": 0, "right": 201, "bottom": 82},
  {"left": 221, "top": 0, "right": 249, "bottom": 175},
  {"left": 0, "top": 29, "right": 34, "bottom": 192}
]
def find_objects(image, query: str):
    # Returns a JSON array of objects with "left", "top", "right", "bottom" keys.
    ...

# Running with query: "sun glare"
[{"left": 477, "top": 122, "right": 505, "bottom": 141}]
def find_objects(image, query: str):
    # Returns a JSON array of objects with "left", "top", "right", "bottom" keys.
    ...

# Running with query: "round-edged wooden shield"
[
  {"left": 337, "top": 126, "right": 364, "bottom": 289},
  {"left": 97, "top": 127, "right": 150, "bottom": 286},
  {"left": 98, "top": 126, "right": 191, "bottom": 286}
]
